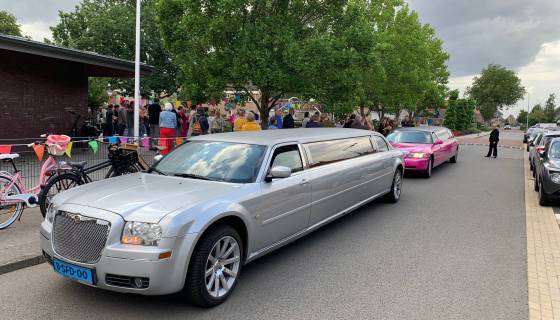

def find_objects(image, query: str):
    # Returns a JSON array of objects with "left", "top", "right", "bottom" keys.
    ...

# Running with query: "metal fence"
[{"left": 0, "top": 137, "right": 158, "bottom": 188}]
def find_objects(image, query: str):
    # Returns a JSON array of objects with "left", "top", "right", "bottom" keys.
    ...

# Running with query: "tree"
[
  {"left": 444, "top": 95, "right": 475, "bottom": 131},
  {"left": 529, "top": 104, "right": 546, "bottom": 126},
  {"left": 545, "top": 93, "right": 556, "bottom": 122},
  {"left": 0, "top": 10, "right": 23, "bottom": 37},
  {"left": 466, "top": 64, "right": 525, "bottom": 121},
  {"left": 157, "top": 0, "right": 349, "bottom": 125},
  {"left": 51, "top": 0, "right": 180, "bottom": 97},
  {"left": 517, "top": 110, "right": 528, "bottom": 127}
]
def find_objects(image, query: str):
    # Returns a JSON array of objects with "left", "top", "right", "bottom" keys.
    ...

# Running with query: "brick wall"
[{"left": 0, "top": 49, "right": 88, "bottom": 139}]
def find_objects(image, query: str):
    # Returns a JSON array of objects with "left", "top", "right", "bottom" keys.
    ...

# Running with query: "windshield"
[
  {"left": 153, "top": 141, "right": 267, "bottom": 183},
  {"left": 386, "top": 131, "right": 432, "bottom": 144},
  {"left": 549, "top": 142, "right": 560, "bottom": 159}
]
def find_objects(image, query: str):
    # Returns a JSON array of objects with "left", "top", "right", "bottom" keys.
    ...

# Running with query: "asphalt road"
[{"left": 0, "top": 145, "right": 527, "bottom": 320}]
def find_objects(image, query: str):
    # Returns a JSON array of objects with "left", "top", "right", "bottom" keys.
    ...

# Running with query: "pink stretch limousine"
[{"left": 386, "top": 126, "right": 459, "bottom": 178}]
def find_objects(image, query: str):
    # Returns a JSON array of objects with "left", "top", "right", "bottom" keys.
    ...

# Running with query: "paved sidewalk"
[
  {"left": 0, "top": 207, "right": 44, "bottom": 274},
  {"left": 525, "top": 152, "right": 560, "bottom": 319}
]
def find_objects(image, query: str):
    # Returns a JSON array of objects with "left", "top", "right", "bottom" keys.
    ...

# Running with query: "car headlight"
[
  {"left": 407, "top": 152, "right": 429, "bottom": 159},
  {"left": 551, "top": 173, "right": 560, "bottom": 184},
  {"left": 121, "top": 221, "right": 162, "bottom": 246},
  {"left": 46, "top": 203, "right": 57, "bottom": 223}
]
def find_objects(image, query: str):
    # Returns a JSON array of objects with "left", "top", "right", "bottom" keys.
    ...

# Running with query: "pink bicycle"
[{"left": 0, "top": 135, "right": 70, "bottom": 229}]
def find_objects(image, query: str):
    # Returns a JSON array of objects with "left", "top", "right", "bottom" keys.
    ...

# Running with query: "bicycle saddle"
[
  {"left": 0, "top": 154, "right": 19, "bottom": 160},
  {"left": 68, "top": 161, "right": 87, "bottom": 169}
]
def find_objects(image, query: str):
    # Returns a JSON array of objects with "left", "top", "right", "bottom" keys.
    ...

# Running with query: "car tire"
[
  {"left": 184, "top": 224, "right": 243, "bottom": 308},
  {"left": 450, "top": 148, "right": 458, "bottom": 163},
  {"left": 534, "top": 173, "right": 539, "bottom": 192},
  {"left": 39, "top": 173, "right": 83, "bottom": 217},
  {"left": 423, "top": 158, "right": 433, "bottom": 178},
  {"left": 539, "top": 180, "right": 550, "bottom": 206},
  {"left": 384, "top": 169, "right": 403, "bottom": 203}
]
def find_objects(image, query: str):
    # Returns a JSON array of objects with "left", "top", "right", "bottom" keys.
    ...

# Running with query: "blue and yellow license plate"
[{"left": 53, "top": 258, "right": 95, "bottom": 285}]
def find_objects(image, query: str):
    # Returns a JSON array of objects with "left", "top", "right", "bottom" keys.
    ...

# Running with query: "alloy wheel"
[
  {"left": 204, "top": 236, "right": 241, "bottom": 298},
  {"left": 393, "top": 171, "right": 402, "bottom": 199}
]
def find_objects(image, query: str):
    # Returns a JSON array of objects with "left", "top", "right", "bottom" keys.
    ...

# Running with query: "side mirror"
[
  {"left": 434, "top": 139, "right": 443, "bottom": 145},
  {"left": 266, "top": 166, "right": 291, "bottom": 182},
  {"left": 154, "top": 154, "right": 163, "bottom": 163},
  {"left": 538, "top": 150, "right": 546, "bottom": 158}
]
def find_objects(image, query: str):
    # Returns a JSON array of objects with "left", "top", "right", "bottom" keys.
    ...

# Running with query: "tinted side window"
[
  {"left": 270, "top": 145, "right": 303, "bottom": 173},
  {"left": 374, "top": 136, "right": 389, "bottom": 152},
  {"left": 306, "top": 137, "right": 374, "bottom": 167},
  {"left": 437, "top": 130, "right": 449, "bottom": 140}
]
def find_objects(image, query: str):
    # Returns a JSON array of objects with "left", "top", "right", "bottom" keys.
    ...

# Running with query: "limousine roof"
[
  {"left": 393, "top": 126, "right": 448, "bottom": 133},
  {"left": 189, "top": 128, "right": 383, "bottom": 146}
]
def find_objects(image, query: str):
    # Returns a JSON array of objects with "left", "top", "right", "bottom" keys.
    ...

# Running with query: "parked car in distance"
[
  {"left": 504, "top": 125, "right": 511, "bottom": 130},
  {"left": 40, "top": 128, "right": 404, "bottom": 307},
  {"left": 530, "top": 132, "right": 560, "bottom": 173},
  {"left": 386, "top": 126, "right": 459, "bottom": 178},
  {"left": 527, "top": 129, "right": 546, "bottom": 152},
  {"left": 534, "top": 138, "right": 560, "bottom": 205},
  {"left": 529, "top": 132, "right": 545, "bottom": 171}
]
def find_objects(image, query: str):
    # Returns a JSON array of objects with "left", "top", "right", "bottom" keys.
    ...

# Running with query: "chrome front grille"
[{"left": 52, "top": 211, "right": 110, "bottom": 264}]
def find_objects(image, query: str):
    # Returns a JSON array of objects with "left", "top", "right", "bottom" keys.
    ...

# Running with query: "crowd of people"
[{"left": 97, "top": 100, "right": 415, "bottom": 155}]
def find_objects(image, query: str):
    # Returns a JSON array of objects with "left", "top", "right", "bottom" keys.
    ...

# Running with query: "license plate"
[{"left": 53, "top": 258, "right": 95, "bottom": 285}]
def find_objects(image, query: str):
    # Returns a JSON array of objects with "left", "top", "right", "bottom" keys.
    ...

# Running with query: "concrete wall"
[{"left": 0, "top": 49, "right": 88, "bottom": 140}]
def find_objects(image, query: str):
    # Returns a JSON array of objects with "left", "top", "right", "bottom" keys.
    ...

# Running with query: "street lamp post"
[
  {"left": 133, "top": 0, "right": 141, "bottom": 140},
  {"left": 527, "top": 92, "right": 530, "bottom": 129}
]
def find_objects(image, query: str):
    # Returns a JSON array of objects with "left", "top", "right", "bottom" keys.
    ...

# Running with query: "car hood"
[
  {"left": 547, "top": 159, "right": 560, "bottom": 169},
  {"left": 390, "top": 142, "right": 432, "bottom": 154},
  {"left": 54, "top": 173, "right": 242, "bottom": 223}
]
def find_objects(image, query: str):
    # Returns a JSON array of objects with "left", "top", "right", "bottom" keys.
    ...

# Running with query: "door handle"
[{"left": 299, "top": 179, "right": 309, "bottom": 185}]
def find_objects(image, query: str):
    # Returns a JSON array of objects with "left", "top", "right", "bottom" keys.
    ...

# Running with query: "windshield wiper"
[
  {"left": 173, "top": 173, "right": 216, "bottom": 181},
  {"left": 148, "top": 167, "right": 167, "bottom": 176}
]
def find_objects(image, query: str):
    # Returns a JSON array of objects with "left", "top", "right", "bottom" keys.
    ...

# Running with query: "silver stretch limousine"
[{"left": 40, "top": 128, "right": 405, "bottom": 306}]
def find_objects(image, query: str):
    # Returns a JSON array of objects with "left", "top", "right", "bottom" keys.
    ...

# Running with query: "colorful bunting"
[
  {"left": 141, "top": 137, "right": 150, "bottom": 150},
  {"left": 32, "top": 144, "right": 45, "bottom": 161},
  {"left": 88, "top": 140, "right": 98, "bottom": 154},
  {"left": 65, "top": 142, "right": 73, "bottom": 158},
  {"left": 107, "top": 136, "right": 118, "bottom": 144},
  {"left": 175, "top": 137, "right": 183, "bottom": 146},
  {"left": 119, "top": 136, "right": 128, "bottom": 144},
  {"left": 0, "top": 145, "right": 11, "bottom": 154}
]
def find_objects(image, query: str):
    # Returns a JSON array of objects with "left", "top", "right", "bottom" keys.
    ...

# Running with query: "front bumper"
[
  {"left": 403, "top": 157, "right": 430, "bottom": 171},
  {"left": 40, "top": 205, "right": 198, "bottom": 295},
  {"left": 540, "top": 175, "right": 560, "bottom": 198}
]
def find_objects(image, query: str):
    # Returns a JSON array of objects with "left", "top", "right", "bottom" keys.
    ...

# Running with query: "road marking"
[{"left": 524, "top": 151, "right": 560, "bottom": 319}]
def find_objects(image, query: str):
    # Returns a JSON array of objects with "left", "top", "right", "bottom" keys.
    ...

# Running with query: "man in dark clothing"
[
  {"left": 343, "top": 114, "right": 356, "bottom": 128},
  {"left": 486, "top": 124, "right": 500, "bottom": 158},
  {"left": 282, "top": 108, "right": 295, "bottom": 128},
  {"left": 104, "top": 105, "right": 114, "bottom": 136},
  {"left": 147, "top": 100, "right": 162, "bottom": 148}
]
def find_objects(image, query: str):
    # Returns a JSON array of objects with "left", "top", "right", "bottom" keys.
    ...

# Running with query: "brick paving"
[
  {"left": 525, "top": 151, "right": 560, "bottom": 319},
  {"left": 458, "top": 132, "right": 524, "bottom": 150}
]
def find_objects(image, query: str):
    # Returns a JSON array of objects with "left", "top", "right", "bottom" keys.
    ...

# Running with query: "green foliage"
[
  {"left": 0, "top": 10, "right": 22, "bottom": 37},
  {"left": 545, "top": 93, "right": 556, "bottom": 122},
  {"left": 528, "top": 104, "right": 547, "bottom": 126},
  {"left": 466, "top": 64, "right": 525, "bottom": 121},
  {"left": 88, "top": 78, "right": 109, "bottom": 110},
  {"left": 517, "top": 110, "right": 528, "bottom": 126},
  {"left": 156, "top": 0, "right": 449, "bottom": 124},
  {"left": 444, "top": 98, "right": 475, "bottom": 131},
  {"left": 51, "top": 0, "right": 180, "bottom": 97}
]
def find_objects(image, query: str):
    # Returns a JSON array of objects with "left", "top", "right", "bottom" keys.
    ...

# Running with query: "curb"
[
  {"left": 459, "top": 143, "right": 523, "bottom": 150},
  {"left": 0, "top": 255, "right": 45, "bottom": 276}
]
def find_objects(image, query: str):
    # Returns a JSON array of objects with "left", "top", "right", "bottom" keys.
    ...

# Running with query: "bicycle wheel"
[
  {"left": 0, "top": 175, "right": 24, "bottom": 229},
  {"left": 39, "top": 173, "right": 83, "bottom": 217}
]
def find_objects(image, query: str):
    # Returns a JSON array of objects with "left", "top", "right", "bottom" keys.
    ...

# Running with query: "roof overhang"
[{"left": 0, "top": 34, "right": 154, "bottom": 77}]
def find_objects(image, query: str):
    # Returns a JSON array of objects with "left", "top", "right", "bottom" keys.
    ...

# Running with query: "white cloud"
[
  {"left": 450, "top": 40, "right": 560, "bottom": 118},
  {"left": 20, "top": 21, "right": 53, "bottom": 41}
]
